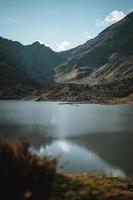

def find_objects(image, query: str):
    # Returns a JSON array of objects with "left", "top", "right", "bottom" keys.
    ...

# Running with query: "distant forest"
[{"left": 0, "top": 78, "right": 132, "bottom": 102}]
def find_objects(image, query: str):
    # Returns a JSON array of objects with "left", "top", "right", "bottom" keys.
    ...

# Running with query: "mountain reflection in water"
[{"left": 0, "top": 101, "right": 133, "bottom": 177}]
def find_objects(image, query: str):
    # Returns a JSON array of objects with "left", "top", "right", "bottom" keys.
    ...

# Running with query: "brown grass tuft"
[{"left": 0, "top": 138, "right": 57, "bottom": 200}]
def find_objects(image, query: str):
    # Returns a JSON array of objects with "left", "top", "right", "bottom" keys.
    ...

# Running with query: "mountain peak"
[
  {"left": 0, "top": 11, "right": 133, "bottom": 85},
  {"left": 30, "top": 41, "right": 53, "bottom": 51},
  {"left": 32, "top": 41, "right": 44, "bottom": 46}
]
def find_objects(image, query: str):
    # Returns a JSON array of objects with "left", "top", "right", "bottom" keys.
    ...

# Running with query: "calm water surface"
[{"left": 0, "top": 101, "right": 133, "bottom": 177}]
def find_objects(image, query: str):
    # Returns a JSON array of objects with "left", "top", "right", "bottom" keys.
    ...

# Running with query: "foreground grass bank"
[
  {"left": 55, "top": 174, "right": 133, "bottom": 200},
  {"left": 0, "top": 139, "right": 133, "bottom": 200}
]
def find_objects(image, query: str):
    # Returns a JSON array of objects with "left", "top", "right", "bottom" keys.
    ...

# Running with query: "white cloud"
[
  {"left": 56, "top": 41, "right": 71, "bottom": 51},
  {"left": 105, "top": 10, "right": 125, "bottom": 23},
  {"left": 38, "top": 40, "right": 49, "bottom": 47},
  {"left": 96, "top": 10, "right": 125, "bottom": 26},
  {"left": 38, "top": 40, "right": 45, "bottom": 44}
]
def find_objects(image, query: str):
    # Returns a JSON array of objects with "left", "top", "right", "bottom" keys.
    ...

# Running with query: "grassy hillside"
[
  {"left": 0, "top": 78, "right": 132, "bottom": 103},
  {"left": 55, "top": 12, "right": 133, "bottom": 84}
]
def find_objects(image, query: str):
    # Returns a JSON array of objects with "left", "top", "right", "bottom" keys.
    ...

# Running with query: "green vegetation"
[
  {"left": 0, "top": 78, "right": 132, "bottom": 104},
  {"left": 0, "top": 139, "right": 133, "bottom": 200}
]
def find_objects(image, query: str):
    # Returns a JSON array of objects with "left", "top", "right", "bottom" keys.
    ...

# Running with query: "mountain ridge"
[
  {"left": 0, "top": 12, "right": 133, "bottom": 85},
  {"left": 55, "top": 12, "right": 133, "bottom": 84}
]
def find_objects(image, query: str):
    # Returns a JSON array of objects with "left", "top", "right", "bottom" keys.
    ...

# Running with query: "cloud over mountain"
[
  {"left": 56, "top": 41, "right": 71, "bottom": 51},
  {"left": 97, "top": 10, "right": 125, "bottom": 26}
]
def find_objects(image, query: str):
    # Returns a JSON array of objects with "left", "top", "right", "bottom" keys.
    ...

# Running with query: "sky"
[{"left": 0, "top": 0, "right": 133, "bottom": 51}]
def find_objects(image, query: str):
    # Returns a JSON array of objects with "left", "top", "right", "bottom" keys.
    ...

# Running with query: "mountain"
[
  {"left": 0, "top": 37, "right": 64, "bottom": 85},
  {"left": 0, "top": 12, "right": 133, "bottom": 86},
  {"left": 55, "top": 12, "right": 133, "bottom": 84}
]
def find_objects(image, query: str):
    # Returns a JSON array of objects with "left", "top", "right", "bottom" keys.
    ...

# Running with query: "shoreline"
[
  {"left": 54, "top": 173, "right": 133, "bottom": 200},
  {"left": 0, "top": 97, "right": 133, "bottom": 105},
  {"left": 0, "top": 78, "right": 132, "bottom": 105},
  {"left": 0, "top": 138, "right": 133, "bottom": 200}
]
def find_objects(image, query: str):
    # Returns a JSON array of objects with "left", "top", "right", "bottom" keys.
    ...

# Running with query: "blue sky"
[{"left": 0, "top": 0, "right": 133, "bottom": 51}]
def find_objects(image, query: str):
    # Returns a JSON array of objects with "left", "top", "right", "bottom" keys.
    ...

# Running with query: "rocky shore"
[{"left": 0, "top": 79, "right": 133, "bottom": 104}]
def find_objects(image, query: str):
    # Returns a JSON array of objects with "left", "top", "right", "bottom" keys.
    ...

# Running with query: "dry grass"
[
  {"left": 0, "top": 139, "right": 133, "bottom": 200},
  {"left": 0, "top": 138, "right": 57, "bottom": 200},
  {"left": 54, "top": 174, "right": 133, "bottom": 200}
]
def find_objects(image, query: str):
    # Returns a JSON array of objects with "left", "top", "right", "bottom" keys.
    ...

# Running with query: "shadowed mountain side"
[{"left": 0, "top": 37, "right": 65, "bottom": 84}]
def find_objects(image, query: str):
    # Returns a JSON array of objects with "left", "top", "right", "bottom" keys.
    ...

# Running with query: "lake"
[{"left": 0, "top": 101, "right": 133, "bottom": 177}]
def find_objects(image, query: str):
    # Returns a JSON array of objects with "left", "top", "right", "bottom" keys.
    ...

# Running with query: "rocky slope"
[{"left": 55, "top": 12, "right": 133, "bottom": 84}]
